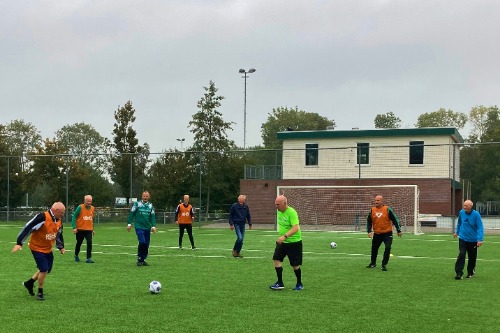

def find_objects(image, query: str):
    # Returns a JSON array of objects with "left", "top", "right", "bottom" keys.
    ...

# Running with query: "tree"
[
  {"left": 188, "top": 81, "right": 234, "bottom": 215},
  {"left": 261, "top": 106, "right": 335, "bottom": 149},
  {"left": 374, "top": 112, "right": 401, "bottom": 129},
  {"left": 461, "top": 105, "right": 500, "bottom": 202},
  {"left": 147, "top": 150, "right": 197, "bottom": 209},
  {"left": 415, "top": 108, "right": 467, "bottom": 129},
  {"left": 468, "top": 105, "right": 500, "bottom": 143},
  {"left": 55, "top": 122, "right": 112, "bottom": 175},
  {"left": 0, "top": 120, "right": 42, "bottom": 207},
  {"left": 26, "top": 139, "right": 67, "bottom": 206},
  {"left": 189, "top": 80, "right": 234, "bottom": 152},
  {"left": 111, "top": 101, "right": 150, "bottom": 204}
]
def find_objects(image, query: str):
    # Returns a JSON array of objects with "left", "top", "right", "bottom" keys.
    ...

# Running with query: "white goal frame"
[{"left": 277, "top": 185, "right": 421, "bottom": 235}]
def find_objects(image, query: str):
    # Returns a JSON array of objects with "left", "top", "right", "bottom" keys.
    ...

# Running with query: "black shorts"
[{"left": 272, "top": 240, "right": 303, "bottom": 266}]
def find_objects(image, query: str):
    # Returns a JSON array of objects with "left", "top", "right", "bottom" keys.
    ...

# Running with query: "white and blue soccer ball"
[
  {"left": 330, "top": 241, "right": 337, "bottom": 249},
  {"left": 149, "top": 280, "right": 162, "bottom": 294}
]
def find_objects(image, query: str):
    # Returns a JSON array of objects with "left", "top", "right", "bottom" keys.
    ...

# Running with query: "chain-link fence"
[{"left": 1, "top": 142, "right": 499, "bottom": 233}]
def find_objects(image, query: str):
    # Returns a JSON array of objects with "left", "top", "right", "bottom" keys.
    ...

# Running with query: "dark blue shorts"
[{"left": 31, "top": 250, "right": 54, "bottom": 273}]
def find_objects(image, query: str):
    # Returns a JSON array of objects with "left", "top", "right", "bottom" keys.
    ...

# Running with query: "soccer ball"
[
  {"left": 330, "top": 242, "right": 337, "bottom": 249},
  {"left": 149, "top": 280, "right": 162, "bottom": 294}
]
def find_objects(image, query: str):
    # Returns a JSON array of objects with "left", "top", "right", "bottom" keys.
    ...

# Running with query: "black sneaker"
[
  {"left": 36, "top": 293, "right": 45, "bottom": 301},
  {"left": 142, "top": 261, "right": 149, "bottom": 266},
  {"left": 466, "top": 274, "right": 474, "bottom": 279},
  {"left": 22, "top": 281, "right": 34, "bottom": 296},
  {"left": 366, "top": 264, "right": 376, "bottom": 268},
  {"left": 455, "top": 274, "right": 463, "bottom": 280},
  {"left": 137, "top": 261, "right": 143, "bottom": 266},
  {"left": 381, "top": 265, "right": 387, "bottom": 271},
  {"left": 269, "top": 282, "right": 285, "bottom": 290}
]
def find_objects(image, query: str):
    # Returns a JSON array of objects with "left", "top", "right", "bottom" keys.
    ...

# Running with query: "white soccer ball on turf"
[
  {"left": 149, "top": 280, "right": 162, "bottom": 294},
  {"left": 330, "top": 242, "right": 337, "bottom": 249}
]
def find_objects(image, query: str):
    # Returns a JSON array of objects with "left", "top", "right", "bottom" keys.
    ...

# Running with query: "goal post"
[{"left": 276, "top": 185, "right": 421, "bottom": 235}]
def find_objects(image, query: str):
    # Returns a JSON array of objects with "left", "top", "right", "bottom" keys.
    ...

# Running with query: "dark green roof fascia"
[{"left": 277, "top": 127, "right": 463, "bottom": 143}]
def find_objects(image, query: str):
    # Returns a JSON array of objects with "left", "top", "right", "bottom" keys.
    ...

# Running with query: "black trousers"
[
  {"left": 179, "top": 224, "right": 195, "bottom": 247},
  {"left": 370, "top": 232, "right": 393, "bottom": 266},
  {"left": 455, "top": 238, "right": 478, "bottom": 276},
  {"left": 75, "top": 230, "right": 93, "bottom": 259}
]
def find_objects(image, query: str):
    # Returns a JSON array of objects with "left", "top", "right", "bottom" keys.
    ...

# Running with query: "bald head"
[
  {"left": 275, "top": 195, "right": 288, "bottom": 212},
  {"left": 374, "top": 195, "right": 383, "bottom": 208},
  {"left": 142, "top": 191, "right": 150, "bottom": 203},
  {"left": 51, "top": 202, "right": 66, "bottom": 219},
  {"left": 463, "top": 200, "right": 473, "bottom": 213},
  {"left": 238, "top": 195, "right": 246, "bottom": 205}
]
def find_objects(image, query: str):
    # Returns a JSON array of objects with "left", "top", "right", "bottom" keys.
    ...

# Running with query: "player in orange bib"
[
  {"left": 175, "top": 194, "right": 196, "bottom": 250},
  {"left": 72, "top": 195, "right": 95, "bottom": 263},
  {"left": 12, "top": 202, "right": 66, "bottom": 301},
  {"left": 366, "top": 195, "right": 402, "bottom": 271}
]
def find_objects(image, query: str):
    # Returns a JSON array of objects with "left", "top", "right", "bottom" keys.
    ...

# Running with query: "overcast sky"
[{"left": 1, "top": 0, "right": 499, "bottom": 153}]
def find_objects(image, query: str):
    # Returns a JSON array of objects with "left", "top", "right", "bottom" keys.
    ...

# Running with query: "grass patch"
[{"left": 1, "top": 222, "right": 499, "bottom": 333}]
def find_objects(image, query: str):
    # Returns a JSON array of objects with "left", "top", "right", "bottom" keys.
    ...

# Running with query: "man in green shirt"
[
  {"left": 270, "top": 195, "right": 303, "bottom": 291},
  {"left": 127, "top": 191, "right": 156, "bottom": 266}
]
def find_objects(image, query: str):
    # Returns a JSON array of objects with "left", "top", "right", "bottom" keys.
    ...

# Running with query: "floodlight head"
[
  {"left": 239, "top": 69, "right": 246, "bottom": 73},
  {"left": 248, "top": 68, "right": 256, "bottom": 73}
]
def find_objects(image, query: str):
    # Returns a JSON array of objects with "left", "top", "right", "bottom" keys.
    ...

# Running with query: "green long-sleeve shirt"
[{"left": 128, "top": 201, "right": 156, "bottom": 230}]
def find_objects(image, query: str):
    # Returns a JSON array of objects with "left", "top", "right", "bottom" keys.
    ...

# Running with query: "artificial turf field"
[{"left": 1, "top": 222, "right": 499, "bottom": 333}]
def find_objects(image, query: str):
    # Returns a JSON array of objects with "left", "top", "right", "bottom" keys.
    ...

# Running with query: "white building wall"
[{"left": 282, "top": 135, "right": 456, "bottom": 180}]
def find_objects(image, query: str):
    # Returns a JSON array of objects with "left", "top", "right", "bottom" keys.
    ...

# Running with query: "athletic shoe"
[
  {"left": 455, "top": 274, "right": 463, "bottom": 280},
  {"left": 137, "top": 261, "right": 143, "bottom": 266},
  {"left": 366, "top": 264, "right": 376, "bottom": 268},
  {"left": 74, "top": 256, "right": 80, "bottom": 262},
  {"left": 179, "top": 246, "right": 183, "bottom": 250},
  {"left": 269, "top": 282, "right": 285, "bottom": 290},
  {"left": 293, "top": 283, "right": 304, "bottom": 291},
  {"left": 191, "top": 246, "right": 197, "bottom": 250},
  {"left": 381, "top": 266, "right": 387, "bottom": 271},
  {"left": 142, "top": 261, "right": 149, "bottom": 266},
  {"left": 22, "top": 281, "right": 34, "bottom": 296},
  {"left": 36, "top": 293, "right": 45, "bottom": 301},
  {"left": 466, "top": 274, "right": 474, "bottom": 279},
  {"left": 85, "top": 258, "right": 94, "bottom": 263}
]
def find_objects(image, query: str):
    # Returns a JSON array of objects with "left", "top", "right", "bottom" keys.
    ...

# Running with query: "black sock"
[
  {"left": 25, "top": 278, "right": 35, "bottom": 286},
  {"left": 275, "top": 267, "right": 283, "bottom": 284},
  {"left": 38, "top": 288, "right": 43, "bottom": 295},
  {"left": 294, "top": 268, "right": 302, "bottom": 284}
]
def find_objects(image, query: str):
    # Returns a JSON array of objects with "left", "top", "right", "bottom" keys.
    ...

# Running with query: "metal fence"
[{"left": 1, "top": 142, "right": 499, "bottom": 228}]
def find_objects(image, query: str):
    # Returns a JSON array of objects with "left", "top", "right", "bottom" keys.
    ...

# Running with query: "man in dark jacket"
[{"left": 229, "top": 195, "right": 252, "bottom": 258}]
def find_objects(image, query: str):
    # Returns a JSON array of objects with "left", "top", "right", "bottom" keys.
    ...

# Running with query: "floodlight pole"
[
  {"left": 6, "top": 156, "right": 10, "bottom": 222},
  {"left": 176, "top": 138, "right": 185, "bottom": 151},
  {"left": 239, "top": 68, "right": 256, "bottom": 149}
]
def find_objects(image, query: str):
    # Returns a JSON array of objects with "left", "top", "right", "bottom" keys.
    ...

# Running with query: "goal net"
[{"left": 276, "top": 185, "right": 421, "bottom": 235}]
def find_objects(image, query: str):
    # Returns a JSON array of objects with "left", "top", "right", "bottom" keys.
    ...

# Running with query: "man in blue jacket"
[
  {"left": 229, "top": 195, "right": 252, "bottom": 258},
  {"left": 453, "top": 200, "right": 484, "bottom": 280}
]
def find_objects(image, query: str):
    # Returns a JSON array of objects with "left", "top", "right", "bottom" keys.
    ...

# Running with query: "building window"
[
  {"left": 305, "top": 144, "right": 318, "bottom": 166},
  {"left": 357, "top": 143, "right": 369, "bottom": 165},
  {"left": 409, "top": 141, "right": 424, "bottom": 164}
]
